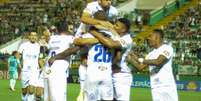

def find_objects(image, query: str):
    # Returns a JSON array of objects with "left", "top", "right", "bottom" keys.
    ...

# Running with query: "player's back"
[
  {"left": 48, "top": 34, "right": 74, "bottom": 57},
  {"left": 8, "top": 56, "right": 18, "bottom": 71},
  {"left": 82, "top": 33, "right": 113, "bottom": 74}
]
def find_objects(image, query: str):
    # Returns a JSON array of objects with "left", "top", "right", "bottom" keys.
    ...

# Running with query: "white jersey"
[
  {"left": 18, "top": 41, "right": 40, "bottom": 71},
  {"left": 146, "top": 44, "right": 176, "bottom": 88},
  {"left": 82, "top": 33, "right": 113, "bottom": 73},
  {"left": 118, "top": 34, "right": 133, "bottom": 73},
  {"left": 48, "top": 34, "right": 74, "bottom": 59},
  {"left": 75, "top": 1, "right": 118, "bottom": 36}
]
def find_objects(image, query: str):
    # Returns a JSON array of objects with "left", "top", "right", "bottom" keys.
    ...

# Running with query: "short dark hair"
[
  {"left": 12, "top": 51, "right": 18, "bottom": 56},
  {"left": 153, "top": 29, "right": 164, "bottom": 39},
  {"left": 117, "top": 18, "right": 131, "bottom": 33},
  {"left": 94, "top": 10, "right": 107, "bottom": 20}
]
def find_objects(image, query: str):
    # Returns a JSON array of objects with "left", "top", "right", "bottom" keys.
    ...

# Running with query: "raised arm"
[
  {"left": 73, "top": 38, "right": 99, "bottom": 46},
  {"left": 90, "top": 30, "right": 122, "bottom": 49},
  {"left": 48, "top": 46, "right": 81, "bottom": 65}
]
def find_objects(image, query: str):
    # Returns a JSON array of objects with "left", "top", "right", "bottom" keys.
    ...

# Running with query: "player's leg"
[
  {"left": 36, "top": 87, "right": 44, "bottom": 101},
  {"left": 12, "top": 70, "right": 18, "bottom": 90},
  {"left": 84, "top": 74, "right": 99, "bottom": 101},
  {"left": 168, "top": 86, "right": 179, "bottom": 101},
  {"left": 21, "top": 71, "right": 30, "bottom": 101},
  {"left": 98, "top": 76, "right": 113, "bottom": 101},
  {"left": 152, "top": 86, "right": 178, "bottom": 101},
  {"left": 79, "top": 65, "right": 87, "bottom": 91},
  {"left": 27, "top": 85, "right": 35, "bottom": 101},
  {"left": 48, "top": 74, "right": 67, "bottom": 101},
  {"left": 48, "top": 61, "right": 68, "bottom": 101},
  {"left": 112, "top": 73, "right": 132, "bottom": 101},
  {"left": 35, "top": 71, "right": 44, "bottom": 101},
  {"left": 22, "top": 88, "right": 28, "bottom": 101},
  {"left": 77, "top": 65, "right": 87, "bottom": 101},
  {"left": 9, "top": 71, "right": 14, "bottom": 90},
  {"left": 27, "top": 69, "right": 38, "bottom": 101}
]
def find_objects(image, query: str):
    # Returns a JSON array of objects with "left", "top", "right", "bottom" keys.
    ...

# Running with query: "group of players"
[{"left": 16, "top": 0, "right": 178, "bottom": 101}]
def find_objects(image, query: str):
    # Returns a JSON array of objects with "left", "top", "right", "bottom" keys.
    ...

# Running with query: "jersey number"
[
  {"left": 94, "top": 44, "right": 111, "bottom": 63},
  {"left": 51, "top": 51, "right": 56, "bottom": 57}
]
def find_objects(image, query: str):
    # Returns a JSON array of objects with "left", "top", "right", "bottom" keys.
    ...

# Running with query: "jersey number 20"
[{"left": 94, "top": 44, "right": 111, "bottom": 63}]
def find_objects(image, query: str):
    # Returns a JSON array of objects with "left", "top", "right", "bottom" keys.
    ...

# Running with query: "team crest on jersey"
[
  {"left": 120, "top": 39, "right": 126, "bottom": 45},
  {"left": 163, "top": 50, "right": 169, "bottom": 56},
  {"left": 98, "top": 66, "right": 108, "bottom": 71}
]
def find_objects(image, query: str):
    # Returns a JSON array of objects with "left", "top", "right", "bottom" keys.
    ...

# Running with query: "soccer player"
[
  {"left": 90, "top": 18, "right": 133, "bottom": 101},
  {"left": 45, "top": 25, "right": 75, "bottom": 101},
  {"left": 76, "top": 0, "right": 118, "bottom": 36},
  {"left": 18, "top": 32, "right": 41, "bottom": 101},
  {"left": 36, "top": 30, "right": 51, "bottom": 101},
  {"left": 127, "top": 29, "right": 178, "bottom": 101},
  {"left": 8, "top": 51, "right": 21, "bottom": 91}
]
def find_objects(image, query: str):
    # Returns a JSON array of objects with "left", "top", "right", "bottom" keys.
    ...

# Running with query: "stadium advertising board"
[
  {"left": 132, "top": 78, "right": 201, "bottom": 91},
  {"left": 176, "top": 81, "right": 201, "bottom": 91}
]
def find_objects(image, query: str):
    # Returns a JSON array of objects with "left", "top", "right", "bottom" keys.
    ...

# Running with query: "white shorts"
[
  {"left": 84, "top": 65, "right": 113, "bottom": 101},
  {"left": 35, "top": 71, "right": 44, "bottom": 88},
  {"left": 21, "top": 68, "right": 39, "bottom": 88},
  {"left": 112, "top": 72, "right": 132, "bottom": 101},
  {"left": 46, "top": 60, "right": 69, "bottom": 101},
  {"left": 151, "top": 86, "right": 178, "bottom": 101}
]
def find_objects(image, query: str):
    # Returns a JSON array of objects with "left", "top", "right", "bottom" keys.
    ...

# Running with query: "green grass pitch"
[{"left": 0, "top": 79, "right": 201, "bottom": 101}]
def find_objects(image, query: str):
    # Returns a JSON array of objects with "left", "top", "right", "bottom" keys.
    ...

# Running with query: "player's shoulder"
[
  {"left": 81, "top": 33, "right": 94, "bottom": 38},
  {"left": 110, "top": 6, "right": 118, "bottom": 13},
  {"left": 161, "top": 44, "right": 173, "bottom": 50},
  {"left": 60, "top": 34, "right": 74, "bottom": 40},
  {"left": 121, "top": 34, "right": 132, "bottom": 43},
  {"left": 50, "top": 35, "right": 59, "bottom": 39},
  {"left": 87, "top": 1, "right": 99, "bottom": 8},
  {"left": 20, "top": 41, "right": 31, "bottom": 48}
]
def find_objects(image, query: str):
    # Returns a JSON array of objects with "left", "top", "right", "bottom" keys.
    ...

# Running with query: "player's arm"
[
  {"left": 81, "top": 11, "right": 101, "bottom": 25},
  {"left": 7, "top": 58, "right": 10, "bottom": 71},
  {"left": 127, "top": 53, "right": 147, "bottom": 70},
  {"left": 113, "top": 50, "right": 122, "bottom": 65},
  {"left": 73, "top": 38, "right": 99, "bottom": 46},
  {"left": 17, "top": 59, "right": 21, "bottom": 69},
  {"left": 48, "top": 46, "right": 81, "bottom": 65},
  {"left": 142, "top": 55, "right": 168, "bottom": 67},
  {"left": 81, "top": 10, "right": 113, "bottom": 29},
  {"left": 90, "top": 30, "right": 122, "bottom": 49}
]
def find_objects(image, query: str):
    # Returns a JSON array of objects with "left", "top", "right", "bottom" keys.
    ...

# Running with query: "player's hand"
[
  {"left": 128, "top": 52, "right": 139, "bottom": 61},
  {"left": 48, "top": 57, "right": 55, "bottom": 66}
]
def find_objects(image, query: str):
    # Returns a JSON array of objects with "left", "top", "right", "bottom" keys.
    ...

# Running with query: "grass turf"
[{"left": 0, "top": 79, "right": 201, "bottom": 101}]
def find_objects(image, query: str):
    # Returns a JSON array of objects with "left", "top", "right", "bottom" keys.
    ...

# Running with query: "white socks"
[{"left": 10, "top": 79, "right": 16, "bottom": 90}]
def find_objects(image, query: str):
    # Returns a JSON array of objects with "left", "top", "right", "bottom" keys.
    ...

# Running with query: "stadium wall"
[
  {"left": 0, "top": 37, "right": 22, "bottom": 54},
  {"left": 149, "top": 0, "right": 188, "bottom": 25}
]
